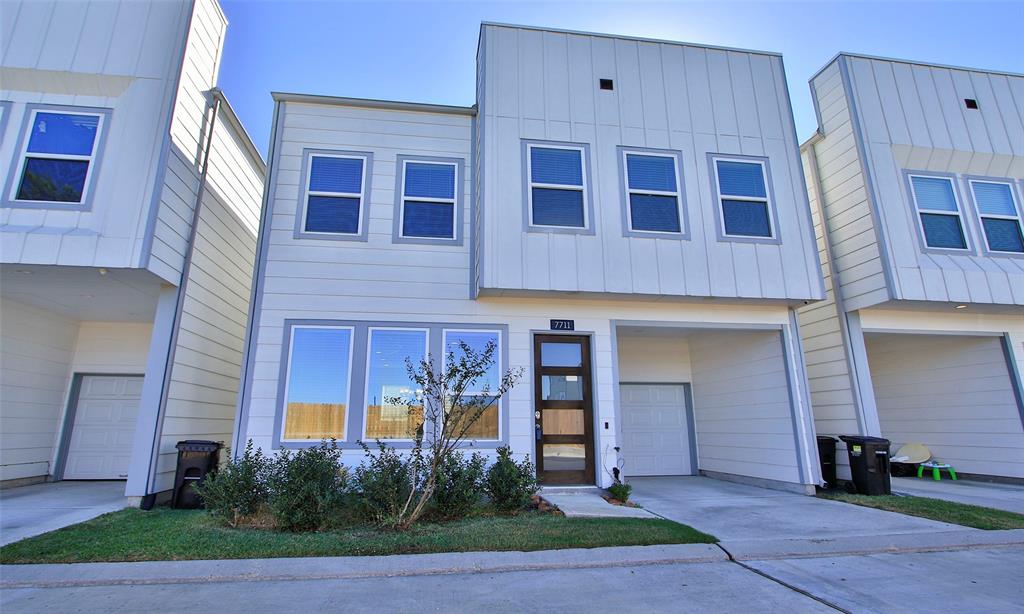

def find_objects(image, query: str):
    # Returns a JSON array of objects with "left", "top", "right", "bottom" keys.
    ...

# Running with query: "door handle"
[{"left": 535, "top": 423, "right": 542, "bottom": 441}]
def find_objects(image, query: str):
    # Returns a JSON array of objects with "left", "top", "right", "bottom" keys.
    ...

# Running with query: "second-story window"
[
  {"left": 526, "top": 143, "right": 589, "bottom": 229},
  {"left": 11, "top": 108, "right": 108, "bottom": 207},
  {"left": 397, "top": 157, "right": 460, "bottom": 241},
  {"left": 968, "top": 179, "right": 1024, "bottom": 254},
  {"left": 712, "top": 156, "right": 776, "bottom": 239},
  {"left": 908, "top": 174, "right": 968, "bottom": 251},
  {"left": 621, "top": 149, "right": 684, "bottom": 235},
  {"left": 300, "top": 151, "right": 370, "bottom": 237}
]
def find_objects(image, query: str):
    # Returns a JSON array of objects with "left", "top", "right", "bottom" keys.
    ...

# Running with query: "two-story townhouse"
[
  {"left": 235, "top": 23, "right": 827, "bottom": 493},
  {"left": 0, "top": 0, "right": 264, "bottom": 504},
  {"left": 798, "top": 54, "right": 1024, "bottom": 481}
]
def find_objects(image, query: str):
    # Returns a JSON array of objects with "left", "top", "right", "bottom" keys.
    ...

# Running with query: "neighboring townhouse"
[
  {"left": 799, "top": 54, "right": 1024, "bottom": 481},
  {"left": 0, "top": 0, "right": 264, "bottom": 503},
  {"left": 235, "top": 23, "right": 827, "bottom": 493}
]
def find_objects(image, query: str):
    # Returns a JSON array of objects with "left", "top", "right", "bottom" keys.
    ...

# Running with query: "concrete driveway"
[
  {"left": 630, "top": 476, "right": 960, "bottom": 541},
  {"left": 1, "top": 481, "right": 129, "bottom": 546},
  {"left": 891, "top": 476, "right": 1024, "bottom": 515}
]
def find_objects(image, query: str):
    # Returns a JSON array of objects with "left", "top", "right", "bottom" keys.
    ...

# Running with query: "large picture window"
[
  {"left": 968, "top": 179, "right": 1024, "bottom": 254},
  {"left": 443, "top": 329, "right": 501, "bottom": 440},
  {"left": 8, "top": 107, "right": 110, "bottom": 208},
  {"left": 281, "top": 327, "right": 354, "bottom": 442},
  {"left": 363, "top": 328, "right": 428, "bottom": 440},
  {"left": 907, "top": 173, "right": 969, "bottom": 251}
]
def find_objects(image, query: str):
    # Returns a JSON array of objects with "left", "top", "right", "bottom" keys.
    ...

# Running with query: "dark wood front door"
[{"left": 533, "top": 335, "right": 595, "bottom": 485}]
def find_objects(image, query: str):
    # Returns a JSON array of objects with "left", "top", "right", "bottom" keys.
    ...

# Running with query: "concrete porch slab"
[
  {"left": 891, "top": 477, "right": 1024, "bottom": 515},
  {"left": 540, "top": 492, "right": 658, "bottom": 519},
  {"left": 0, "top": 481, "right": 129, "bottom": 546}
]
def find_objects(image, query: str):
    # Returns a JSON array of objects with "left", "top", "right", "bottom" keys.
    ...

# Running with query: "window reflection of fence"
[
  {"left": 366, "top": 405, "right": 425, "bottom": 439},
  {"left": 284, "top": 403, "right": 346, "bottom": 440}
]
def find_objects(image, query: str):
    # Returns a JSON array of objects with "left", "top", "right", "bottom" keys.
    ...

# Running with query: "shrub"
[
  {"left": 353, "top": 442, "right": 418, "bottom": 526},
  {"left": 608, "top": 481, "right": 632, "bottom": 503},
  {"left": 432, "top": 451, "right": 487, "bottom": 519},
  {"left": 194, "top": 440, "right": 270, "bottom": 527},
  {"left": 484, "top": 446, "right": 538, "bottom": 512},
  {"left": 267, "top": 440, "right": 347, "bottom": 531}
]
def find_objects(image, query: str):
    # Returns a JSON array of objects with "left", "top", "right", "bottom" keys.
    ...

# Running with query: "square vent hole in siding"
[
  {"left": 964, "top": 98, "right": 979, "bottom": 109},
  {"left": 599, "top": 78, "right": 614, "bottom": 90}
]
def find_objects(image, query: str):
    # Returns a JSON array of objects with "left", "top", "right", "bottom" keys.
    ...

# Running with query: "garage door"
[
  {"left": 620, "top": 383, "right": 693, "bottom": 476},
  {"left": 63, "top": 375, "right": 143, "bottom": 480}
]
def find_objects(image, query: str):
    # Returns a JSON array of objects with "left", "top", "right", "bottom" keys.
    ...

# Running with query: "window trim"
[
  {"left": 442, "top": 328, "right": 503, "bottom": 442},
  {"left": 392, "top": 155, "right": 465, "bottom": 245},
  {"left": 903, "top": 170, "right": 975, "bottom": 255},
  {"left": 3, "top": 103, "right": 112, "bottom": 211},
  {"left": 707, "top": 153, "right": 781, "bottom": 244},
  {"left": 0, "top": 101, "right": 12, "bottom": 147},
  {"left": 361, "top": 326, "right": 431, "bottom": 443},
  {"left": 522, "top": 140, "right": 596, "bottom": 235},
  {"left": 279, "top": 325, "right": 356, "bottom": 444},
  {"left": 964, "top": 176, "right": 1024, "bottom": 258},
  {"left": 274, "top": 320, "right": 510, "bottom": 450},
  {"left": 293, "top": 148, "right": 374, "bottom": 241},
  {"left": 617, "top": 146, "right": 688, "bottom": 239}
]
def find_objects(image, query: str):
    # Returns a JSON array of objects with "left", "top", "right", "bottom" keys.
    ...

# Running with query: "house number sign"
[{"left": 550, "top": 319, "right": 575, "bottom": 331}]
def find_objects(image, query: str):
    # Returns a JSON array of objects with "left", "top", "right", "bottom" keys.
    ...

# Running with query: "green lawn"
[
  {"left": 0, "top": 508, "right": 716, "bottom": 564},
  {"left": 819, "top": 491, "right": 1024, "bottom": 530}
]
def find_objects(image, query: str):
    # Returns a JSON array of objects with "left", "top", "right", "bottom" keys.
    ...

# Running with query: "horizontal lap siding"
[
  {"left": 477, "top": 25, "right": 821, "bottom": 301},
  {"left": 0, "top": 0, "right": 187, "bottom": 271},
  {"left": 0, "top": 298, "right": 77, "bottom": 481},
  {"left": 152, "top": 97, "right": 264, "bottom": 492},
  {"left": 844, "top": 56, "right": 1024, "bottom": 306},
  {"left": 689, "top": 329, "right": 801, "bottom": 484},
  {"left": 808, "top": 61, "right": 889, "bottom": 312},
  {"left": 866, "top": 333, "right": 1024, "bottom": 478}
]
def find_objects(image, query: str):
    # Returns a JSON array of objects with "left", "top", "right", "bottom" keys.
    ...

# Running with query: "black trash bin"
[
  {"left": 171, "top": 440, "right": 222, "bottom": 509},
  {"left": 816, "top": 435, "right": 838, "bottom": 489},
  {"left": 838, "top": 435, "right": 891, "bottom": 495}
]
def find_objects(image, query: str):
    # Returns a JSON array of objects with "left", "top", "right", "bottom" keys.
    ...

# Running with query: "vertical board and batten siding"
[
  {"left": 475, "top": 25, "right": 822, "bottom": 302},
  {"left": 806, "top": 61, "right": 890, "bottom": 311},
  {"left": 796, "top": 145, "right": 861, "bottom": 477},
  {"left": 150, "top": 103, "right": 264, "bottom": 492},
  {"left": 146, "top": 0, "right": 228, "bottom": 285},
  {"left": 865, "top": 333, "right": 1024, "bottom": 478},
  {"left": 0, "top": 298, "right": 77, "bottom": 481},
  {"left": 841, "top": 55, "right": 1024, "bottom": 305},
  {"left": 688, "top": 329, "right": 802, "bottom": 484},
  {"left": 0, "top": 0, "right": 189, "bottom": 270}
]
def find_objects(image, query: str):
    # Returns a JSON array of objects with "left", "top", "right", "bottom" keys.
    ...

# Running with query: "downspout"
[{"left": 141, "top": 92, "right": 221, "bottom": 509}]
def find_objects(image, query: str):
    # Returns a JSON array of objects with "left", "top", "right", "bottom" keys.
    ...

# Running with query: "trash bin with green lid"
[
  {"left": 816, "top": 435, "right": 838, "bottom": 489},
  {"left": 838, "top": 435, "right": 891, "bottom": 495},
  {"left": 171, "top": 440, "right": 222, "bottom": 509}
]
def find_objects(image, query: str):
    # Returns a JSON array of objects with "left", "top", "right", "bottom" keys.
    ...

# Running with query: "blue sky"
[{"left": 218, "top": 1, "right": 1023, "bottom": 157}]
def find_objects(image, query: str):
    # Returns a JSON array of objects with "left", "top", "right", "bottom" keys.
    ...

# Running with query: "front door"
[{"left": 533, "top": 335, "right": 595, "bottom": 485}]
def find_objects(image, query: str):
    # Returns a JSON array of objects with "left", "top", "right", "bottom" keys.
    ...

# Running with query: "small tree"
[{"left": 374, "top": 339, "right": 522, "bottom": 530}]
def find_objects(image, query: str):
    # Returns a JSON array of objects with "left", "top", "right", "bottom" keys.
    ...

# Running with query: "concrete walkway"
[
  {"left": 892, "top": 476, "right": 1024, "bottom": 515},
  {"left": 0, "top": 481, "right": 128, "bottom": 546},
  {"left": 630, "top": 476, "right": 962, "bottom": 541},
  {"left": 540, "top": 491, "right": 657, "bottom": 518}
]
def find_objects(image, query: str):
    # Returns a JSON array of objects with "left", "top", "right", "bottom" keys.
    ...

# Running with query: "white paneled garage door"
[
  {"left": 63, "top": 375, "right": 143, "bottom": 480},
  {"left": 620, "top": 384, "right": 693, "bottom": 476}
]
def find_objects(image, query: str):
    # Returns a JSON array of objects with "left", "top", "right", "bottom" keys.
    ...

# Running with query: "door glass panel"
[
  {"left": 541, "top": 342, "right": 582, "bottom": 367},
  {"left": 543, "top": 443, "right": 586, "bottom": 471},
  {"left": 542, "top": 408, "right": 584, "bottom": 435},
  {"left": 542, "top": 375, "right": 583, "bottom": 400}
]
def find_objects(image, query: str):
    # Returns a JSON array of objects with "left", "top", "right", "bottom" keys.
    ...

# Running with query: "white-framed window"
[
  {"left": 526, "top": 142, "right": 589, "bottom": 229},
  {"left": 907, "top": 173, "right": 969, "bottom": 251},
  {"left": 442, "top": 329, "right": 502, "bottom": 441},
  {"left": 299, "top": 151, "right": 370, "bottom": 236},
  {"left": 711, "top": 155, "right": 776, "bottom": 239},
  {"left": 10, "top": 107, "right": 108, "bottom": 206},
  {"left": 968, "top": 179, "right": 1024, "bottom": 254},
  {"left": 397, "top": 158, "right": 458, "bottom": 240},
  {"left": 280, "top": 326, "right": 355, "bottom": 442},
  {"left": 621, "top": 149, "right": 684, "bottom": 235},
  {"left": 362, "top": 327, "right": 429, "bottom": 441}
]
